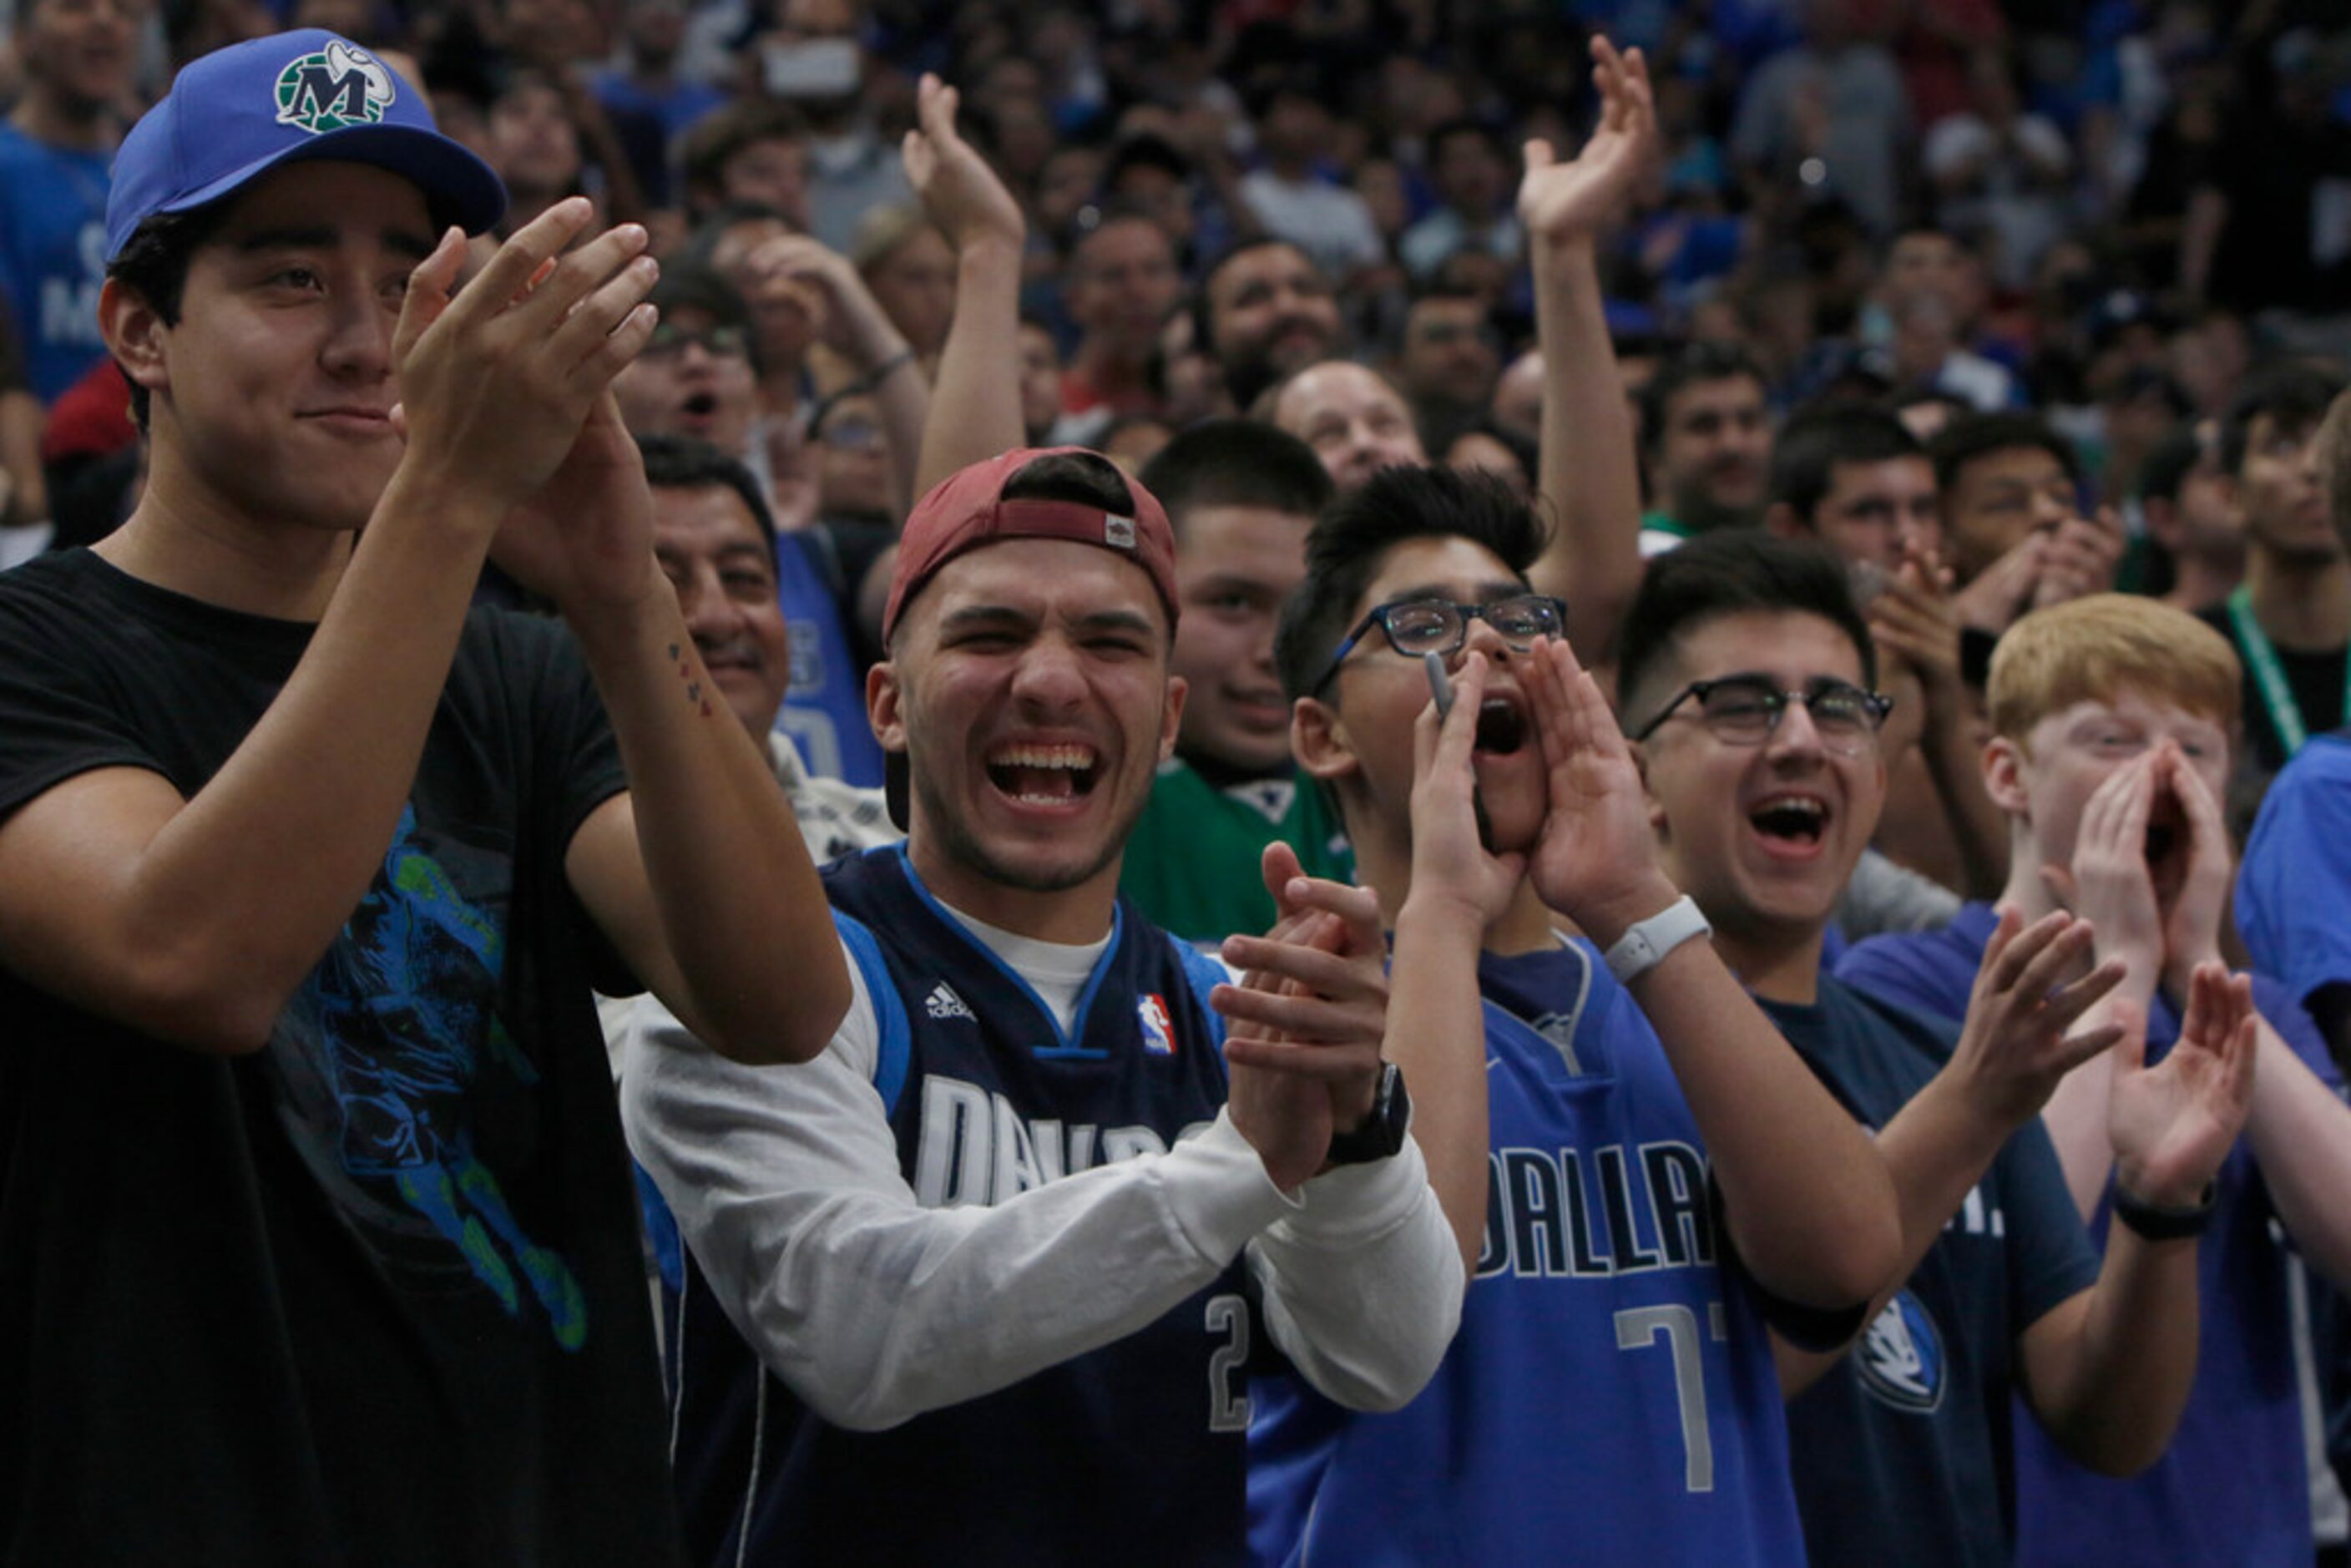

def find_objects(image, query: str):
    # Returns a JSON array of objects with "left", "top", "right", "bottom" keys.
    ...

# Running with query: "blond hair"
[{"left": 1987, "top": 594, "right": 2240, "bottom": 744}]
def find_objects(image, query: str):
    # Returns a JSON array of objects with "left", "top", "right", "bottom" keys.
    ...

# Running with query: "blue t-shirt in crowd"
[
  {"left": 0, "top": 123, "right": 109, "bottom": 401},
  {"left": 772, "top": 529, "right": 883, "bottom": 787},
  {"left": 2240, "top": 731, "right": 2351, "bottom": 1014},
  {"left": 1761, "top": 976, "right": 2103, "bottom": 1568},
  {"left": 1838, "top": 902, "right": 2342, "bottom": 1567},
  {"left": 1248, "top": 938, "right": 1814, "bottom": 1567}
]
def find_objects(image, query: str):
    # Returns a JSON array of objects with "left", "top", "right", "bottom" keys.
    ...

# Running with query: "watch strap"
[
  {"left": 1324, "top": 1061, "right": 1410, "bottom": 1166},
  {"left": 1602, "top": 894, "right": 1711, "bottom": 986},
  {"left": 2111, "top": 1181, "right": 2215, "bottom": 1242}
]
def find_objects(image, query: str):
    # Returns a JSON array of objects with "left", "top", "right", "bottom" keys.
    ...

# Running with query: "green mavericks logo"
[{"left": 274, "top": 40, "right": 396, "bottom": 135}]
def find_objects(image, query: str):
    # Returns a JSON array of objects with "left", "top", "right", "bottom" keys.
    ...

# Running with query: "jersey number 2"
[
  {"left": 1615, "top": 1300, "right": 1728, "bottom": 1493},
  {"left": 1207, "top": 1294, "right": 1251, "bottom": 1431}
]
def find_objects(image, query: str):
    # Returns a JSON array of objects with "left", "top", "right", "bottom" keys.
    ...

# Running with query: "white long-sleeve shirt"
[{"left": 619, "top": 913, "right": 1463, "bottom": 1435}]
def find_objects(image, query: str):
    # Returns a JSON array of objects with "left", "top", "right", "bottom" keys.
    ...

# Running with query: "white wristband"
[{"left": 1602, "top": 894, "right": 1711, "bottom": 985}]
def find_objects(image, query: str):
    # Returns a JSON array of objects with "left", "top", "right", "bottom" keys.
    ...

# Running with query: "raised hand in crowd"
[
  {"left": 904, "top": 71, "right": 1026, "bottom": 492},
  {"left": 2031, "top": 506, "right": 2128, "bottom": 613},
  {"left": 750, "top": 231, "right": 928, "bottom": 519},
  {"left": 1521, "top": 35, "right": 1656, "bottom": 670}
]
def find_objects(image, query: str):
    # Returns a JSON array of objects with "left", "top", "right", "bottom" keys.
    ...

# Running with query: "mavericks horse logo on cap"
[{"left": 275, "top": 40, "right": 396, "bottom": 135}]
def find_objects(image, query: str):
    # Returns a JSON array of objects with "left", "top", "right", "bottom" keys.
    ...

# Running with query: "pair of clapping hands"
[{"left": 1954, "top": 743, "right": 2255, "bottom": 1208}]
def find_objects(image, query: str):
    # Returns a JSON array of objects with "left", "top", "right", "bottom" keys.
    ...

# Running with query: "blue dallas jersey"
[
  {"left": 663, "top": 846, "right": 1262, "bottom": 1567},
  {"left": 1249, "top": 939, "right": 1810, "bottom": 1567}
]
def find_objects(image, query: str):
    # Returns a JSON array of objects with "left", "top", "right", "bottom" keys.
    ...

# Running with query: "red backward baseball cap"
[{"left": 880, "top": 448, "right": 1181, "bottom": 645}]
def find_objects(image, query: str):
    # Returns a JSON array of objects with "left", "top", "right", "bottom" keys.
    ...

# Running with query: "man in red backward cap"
[{"left": 620, "top": 444, "right": 1498, "bottom": 1566}]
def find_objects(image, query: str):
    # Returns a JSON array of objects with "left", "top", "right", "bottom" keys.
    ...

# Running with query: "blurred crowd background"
[{"left": 0, "top": 0, "right": 2346, "bottom": 579}]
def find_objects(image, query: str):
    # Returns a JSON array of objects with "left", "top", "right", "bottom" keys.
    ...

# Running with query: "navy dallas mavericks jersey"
[
  {"left": 1249, "top": 940, "right": 1809, "bottom": 1566},
  {"left": 665, "top": 846, "right": 1263, "bottom": 1566}
]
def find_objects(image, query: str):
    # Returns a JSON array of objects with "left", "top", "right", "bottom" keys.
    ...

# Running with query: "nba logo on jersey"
[{"left": 1138, "top": 994, "right": 1176, "bottom": 1055}]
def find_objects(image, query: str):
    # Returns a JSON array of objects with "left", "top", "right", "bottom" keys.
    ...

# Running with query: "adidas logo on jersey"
[{"left": 925, "top": 982, "right": 974, "bottom": 1021}]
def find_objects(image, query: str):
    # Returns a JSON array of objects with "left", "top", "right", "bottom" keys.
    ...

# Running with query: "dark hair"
[
  {"left": 106, "top": 205, "right": 238, "bottom": 432},
  {"left": 1637, "top": 341, "right": 1768, "bottom": 457},
  {"left": 650, "top": 262, "right": 752, "bottom": 325},
  {"left": 2220, "top": 363, "right": 2344, "bottom": 476},
  {"left": 680, "top": 99, "right": 809, "bottom": 208},
  {"left": 2136, "top": 423, "right": 2208, "bottom": 504},
  {"left": 1425, "top": 116, "right": 1504, "bottom": 168},
  {"left": 1068, "top": 204, "right": 1171, "bottom": 275},
  {"left": 1615, "top": 530, "right": 1878, "bottom": 731},
  {"left": 1274, "top": 464, "right": 1544, "bottom": 703},
  {"left": 1768, "top": 403, "right": 1925, "bottom": 524},
  {"left": 1242, "top": 69, "right": 1336, "bottom": 125},
  {"left": 1892, "top": 387, "right": 1970, "bottom": 418},
  {"left": 1139, "top": 418, "right": 1332, "bottom": 535},
  {"left": 1928, "top": 411, "right": 2079, "bottom": 498},
  {"left": 679, "top": 200, "right": 796, "bottom": 274},
  {"left": 1445, "top": 417, "right": 1539, "bottom": 483},
  {"left": 637, "top": 432, "right": 779, "bottom": 546},
  {"left": 1002, "top": 448, "right": 1136, "bottom": 513}
]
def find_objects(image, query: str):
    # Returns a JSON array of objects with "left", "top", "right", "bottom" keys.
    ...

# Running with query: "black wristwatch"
[{"left": 1324, "top": 1062, "right": 1411, "bottom": 1166}]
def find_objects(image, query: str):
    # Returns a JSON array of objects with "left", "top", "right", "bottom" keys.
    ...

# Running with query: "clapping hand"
[
  {"left": 2109, "top": 962, "right": 2257, "bottom": 1208},
  {"left": 1949, "top": 906, "right": 2131, "bottom": 1127},
  {"left": 1216, "top": 844, "right": 1392, "bottom": 1191}
]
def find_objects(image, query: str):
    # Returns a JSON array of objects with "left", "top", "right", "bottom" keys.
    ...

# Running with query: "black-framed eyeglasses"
[
  {"left": 1312, "top": 593, "right": 1567, "bottom": 695},
  {"left": 1632, "top": 674, "right": 1893, "bottom": 756},
  {"left": 645, "top": 322, "right": 751, "bottom": 360}
]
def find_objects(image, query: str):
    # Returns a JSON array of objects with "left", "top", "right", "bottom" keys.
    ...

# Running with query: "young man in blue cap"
[{"left": 0, "top": 29, "right": 849, "bottom": 1561}]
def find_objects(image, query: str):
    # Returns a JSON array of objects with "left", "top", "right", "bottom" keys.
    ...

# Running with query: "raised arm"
[
  {"left": 905, "top": 74, "right": 1026, "bottom": 495},
  {"left": 1521, "top": 36, "right": 1653, "bottom": 668},
  {"left": 503, "top": 391, "right": 847, "bottom": 1066},
  {"left": 752, "top": 233, "right": 930, "bottom": 524},
  {"left": 1523, "top": 635, "right": 1902, "bottom": 1308},
  {"left": 1390, "top": 652, "right": 1521, "bottom": 1272},
  {"left": 2096, "top": 743, "right": 2351, "bottom": 1287},
  {"left": 1866, "top": 549, "right": 2006, "bottom": 898},
  {"left": 0, "top": 202, "right": 652, "bottom": 1052}
]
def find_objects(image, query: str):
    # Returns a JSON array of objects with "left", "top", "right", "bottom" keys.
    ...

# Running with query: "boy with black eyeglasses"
[
  {"left": 1249, "top": 464, "right": 1904, "bottom": 1565},
  {"left": 1623, "top": 531, "right": 2257, "bottom": 1567}
]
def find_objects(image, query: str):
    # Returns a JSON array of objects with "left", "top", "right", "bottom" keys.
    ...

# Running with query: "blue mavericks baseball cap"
[{"left": 106, "top": 29, "right": 506, "bottom": 262}]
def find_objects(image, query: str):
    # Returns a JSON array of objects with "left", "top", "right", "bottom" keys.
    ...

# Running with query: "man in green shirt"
[{"left": 1122, "top": 419, "right": 1351, "bottom": 938}]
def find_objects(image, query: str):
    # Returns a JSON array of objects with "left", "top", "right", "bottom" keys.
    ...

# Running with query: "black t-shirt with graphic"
[
  {"left": 1758, "top": 977, "right": 2100, "bottom": 1568},
  {"left": 0, "top": 549, "right": 680, "bottom": 1565}
]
